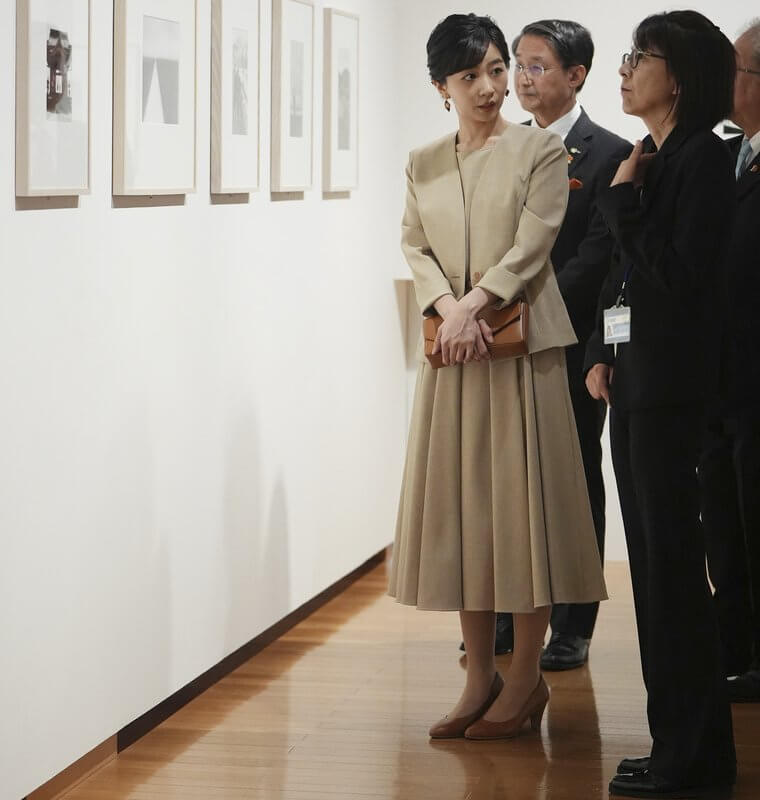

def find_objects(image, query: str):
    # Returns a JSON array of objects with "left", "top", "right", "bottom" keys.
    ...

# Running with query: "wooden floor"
[{"left": 63, "top": 559, "right": 760, "bottom": 799}]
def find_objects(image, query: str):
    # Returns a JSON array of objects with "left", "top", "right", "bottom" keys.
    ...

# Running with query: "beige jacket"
[{"left": 402, "top": 123, "right": 577, "bottom": 359}]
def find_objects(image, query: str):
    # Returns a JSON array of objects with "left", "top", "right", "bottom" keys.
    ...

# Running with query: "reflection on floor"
[{"left": 64, "top": 559, "right": 760, "bottom": 799}]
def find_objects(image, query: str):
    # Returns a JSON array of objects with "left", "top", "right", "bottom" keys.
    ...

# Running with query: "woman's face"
[
  {"left": 435, "top": 42, "right": 509, "bottom": 124},
  {"left": 619, "top": 44, "right": 678, "bottom": 122}
]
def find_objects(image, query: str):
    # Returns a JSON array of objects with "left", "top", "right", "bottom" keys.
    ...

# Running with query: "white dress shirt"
[
  {"left": 530, "top": 103, "right": 583, "bottom": 143},
  {"left": 739, "top": 129, "right": 760, "bottom": 169}
]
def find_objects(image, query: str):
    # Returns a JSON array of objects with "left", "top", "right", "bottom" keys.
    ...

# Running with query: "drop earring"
[{"left": 444, "top": 98, "right": 451, "bottom": 112}]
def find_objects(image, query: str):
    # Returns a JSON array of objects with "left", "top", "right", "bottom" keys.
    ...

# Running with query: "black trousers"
[
  {"left": 550, "top": 341, "right": 607, "bottom": 638},
  {"left": 699, "top": 412, "right": 760, "bottom": 675},
  {"left": 611, "top": 404, "right": 735, "bottom": 784},
  {"left": 496, "top": 342, "right": 606, "bottom": 641}
]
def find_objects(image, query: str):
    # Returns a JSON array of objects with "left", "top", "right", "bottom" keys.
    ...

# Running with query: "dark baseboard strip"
[{"left": 117, "top": 547, "right": 387, "bottom": 751}]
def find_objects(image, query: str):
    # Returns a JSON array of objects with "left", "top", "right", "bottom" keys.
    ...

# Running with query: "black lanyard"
[{"left": 615, "top": 265, "right": 634, "bottom": 308}]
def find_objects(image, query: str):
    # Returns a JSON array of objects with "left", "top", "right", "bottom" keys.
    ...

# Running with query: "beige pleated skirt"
[{"left": 388, "top": 347, "right": 608, "bottom": 612}]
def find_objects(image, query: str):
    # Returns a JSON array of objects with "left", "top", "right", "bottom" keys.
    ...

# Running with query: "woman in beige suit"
[{"left": 388, "top": 13, "right": 607, "bottom": 740}]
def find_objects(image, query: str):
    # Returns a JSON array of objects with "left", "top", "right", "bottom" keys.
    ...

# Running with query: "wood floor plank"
[{"left": 61, "top": 560, "right": 760, "bottom": 799}]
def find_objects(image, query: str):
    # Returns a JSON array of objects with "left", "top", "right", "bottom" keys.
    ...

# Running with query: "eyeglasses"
[
  {"left": 621, "top": 49, "right": 667, "bottom": 70},
  {"left": 515, "top": 63, "right": 556, "bottom": 79},
  {"left": 737, "top": 66, "right": 760, "bottom": 77}
]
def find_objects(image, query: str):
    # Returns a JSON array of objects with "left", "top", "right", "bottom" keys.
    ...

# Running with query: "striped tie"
[{"left": 736, "top": 138, "right": 753, "bottom": 179}]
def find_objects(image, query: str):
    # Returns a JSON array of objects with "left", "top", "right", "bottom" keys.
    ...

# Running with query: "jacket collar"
[
  {"left": 737, "top": 150, "right": 760, "bottom": 198},
  {"left": 728, "top": 133, "right": 760, "bottom": 197},
  {"left": 522, "top": 107, "right": 593, "bottom": 173},
  {"left": 640, "top": 124, "right": 693, "bottom": 202},
  {"left": 727, "top": 133, "right": 743, "bottom": 157},
  {"left": 424, "top": 132, "right": 466, "bottom": 268},
  {"left": 564, "top": 108, "right": 594, "bottom": 174},
  {"left": 420, "top": 125, "right": 523, "bottom": 277}
]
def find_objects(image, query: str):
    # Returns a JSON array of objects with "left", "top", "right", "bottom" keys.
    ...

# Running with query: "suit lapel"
[
  {"left": 727, "top": 134, "right": 743, "bottom": 161},
  {"left": 565, "top": 109, "right": 593, "bottom": 176},
  {"left": 737, "top": 151, "right": 760, "bottom": 199},
  {"left": 523, "top": 108, "right": 593, "bottom": 175}
]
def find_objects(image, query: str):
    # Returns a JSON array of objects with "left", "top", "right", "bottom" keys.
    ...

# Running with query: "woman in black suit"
[{"left": 584, "top": 11, "right": 738, "bottom": 799}]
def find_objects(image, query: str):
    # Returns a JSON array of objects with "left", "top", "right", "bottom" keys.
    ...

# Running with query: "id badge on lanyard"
[{"left": 603, "top": 266, "right": 632, "bottom": 345}]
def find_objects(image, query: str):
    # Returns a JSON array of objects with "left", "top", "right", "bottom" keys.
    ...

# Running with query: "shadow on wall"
[
  {"left": 116, "top": 404, "right": 173, "bottom": 722},
  {"left": 221, "top": 410, "right": 295, "bottom": 661},
  {"left": 260, "top": 474, "right": 292, "bottom": 625},
  {"left": 67, "top": 556, "right": 386, "bottom": 799},
  {"left": 222, "top": 406, "right": 263, "bottom": 656}
]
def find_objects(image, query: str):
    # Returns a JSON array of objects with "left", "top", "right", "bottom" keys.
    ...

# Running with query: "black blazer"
[
  {"left": 550, "top": 109, "right": 632, "bottom": 343},
  {"left": 584, "top": 126, "right": 736, "bottom": 412},
  {"left": 722, "top": 135, "right": 760, "bottom": 412}
]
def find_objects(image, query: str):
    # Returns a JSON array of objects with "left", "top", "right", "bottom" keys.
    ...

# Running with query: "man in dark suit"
[
  {"left": 699, "top": 20, "right": 760, "bottom": 701},
  {"left": 492, "top": 20, "right": 631, "bottom": 669}
]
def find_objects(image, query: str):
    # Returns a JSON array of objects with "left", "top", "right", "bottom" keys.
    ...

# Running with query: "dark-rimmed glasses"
[{"left": 622, "top": 49, "right": 667, "bottom": 70}]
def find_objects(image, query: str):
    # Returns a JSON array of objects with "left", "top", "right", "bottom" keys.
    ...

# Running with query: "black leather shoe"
[
  {"left": 459, "top": 614, "right": 514, "bottom": 655},
  {"left": 540, "top": 632, "right": 589, "bottom": 670},
  {"left": 727, "top": 669, "right": 760, "bottom": 702},
  {"left": 609, "top": 770, "right": 734, "bottom": 798},
  {"left": 617, "top": 756, "right": 651, "bottom": 774}
]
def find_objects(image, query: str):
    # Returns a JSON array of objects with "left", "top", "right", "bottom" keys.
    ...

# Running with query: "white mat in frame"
[
  {"left": 16, "top": 0, "right": 90, "bottom": 196},
  {"left": 113, "top": 0, "right": 196, "bottom": 195},
  {"left": 211, "top": 0, "right": 260, "bottom": 194},
  {"left": 323, "top": 8, "right": 358, "bottom": 192},
  {"left": 271, "top": 0, "right": 314, "bottom": 192}
]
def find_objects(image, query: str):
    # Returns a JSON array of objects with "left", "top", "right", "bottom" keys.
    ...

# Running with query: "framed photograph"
[
  {"left": 323, "top": 8, "right": 358, "bottom": 192},
  {"left": 211, "top": 0, "right": 260, "bottom": 194},
  {"left": 271, "top": 0, "right": 313, "bottom": 192},
  {"left": 113, "top": 0, "right": 196, "bottom": 195},
  {"left": 16, "top": 0, "right": 90, "bottom": 196}
]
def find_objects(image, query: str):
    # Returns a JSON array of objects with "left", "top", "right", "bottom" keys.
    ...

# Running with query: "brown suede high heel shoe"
[
  {"left": 428, "top": 672, "right": 504, "bottom": 739},
  {"left": 464, "top": 675, "right": 549, "bottom": 740}
]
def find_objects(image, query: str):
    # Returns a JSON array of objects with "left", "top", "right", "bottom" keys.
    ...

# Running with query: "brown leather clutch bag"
[{"left": 423, "top": 300, "right": 529, "bottom": 369}]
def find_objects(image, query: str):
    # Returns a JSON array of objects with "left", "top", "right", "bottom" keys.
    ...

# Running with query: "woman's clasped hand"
[{"left": 432, "top": 291, "right": 495, "bottom": 366}]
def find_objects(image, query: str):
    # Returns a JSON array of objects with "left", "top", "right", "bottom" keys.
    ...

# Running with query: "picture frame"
[
  {"left": 211, "top": 0, "right": 260, "bottom": 194},
  {"left": 16, "top": 0, "right": 91, "bottom": 197},
  {"left": 323, "top": 8, "right": 358, "bottom": 192},
  {"left": 113, "top": 0, "right": 196, "bottom": 196},
  {"left": 271, "top": 0, "right": 314, "bottom": 192}
]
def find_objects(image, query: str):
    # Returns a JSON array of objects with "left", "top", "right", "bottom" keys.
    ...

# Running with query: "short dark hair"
[
  {"left": 427, "top": 13, "right": 511, "bottom": 84},
  {"left": 633, "top": 10, "right": 735, "bottom": 130},
  {"left": 512, "top": 20, "right": 594, "bottom": 92}
]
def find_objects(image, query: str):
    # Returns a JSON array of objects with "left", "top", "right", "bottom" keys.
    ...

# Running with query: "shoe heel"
[{"left": 529, "top": 702, "right": 546, "bottom": 731}]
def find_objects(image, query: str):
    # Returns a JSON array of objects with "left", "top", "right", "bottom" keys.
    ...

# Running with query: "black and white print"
[
  {"left": 142, "top": 15, "right": 180, "bottom": 125},
  {"left": 231, "top": 28, "right": 248, "bottom": 136},
  {"left": 289, "top": 40, "right": 304, "bottom": 138},
  {"left": 46, "top": 28, "right": 73, "bottom": 119}
]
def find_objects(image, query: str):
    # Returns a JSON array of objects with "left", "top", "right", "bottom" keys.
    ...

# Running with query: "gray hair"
[{"left": 739, "top": 18, "right": 760, "bottom": 67}]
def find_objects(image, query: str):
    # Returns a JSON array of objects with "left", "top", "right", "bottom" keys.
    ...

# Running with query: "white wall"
[
  {"left": 0, "top": 2, "right": 410, "bottom": 798},
  {"left": 395, "top": 0, "right": 754, "bottom": 561},
  {"left": 3, "top": 3, "right": 754, "bottom": 796}
]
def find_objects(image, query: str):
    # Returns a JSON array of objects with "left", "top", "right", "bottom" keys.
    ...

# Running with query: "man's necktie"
[{"left": 736, "top": 138, "right": 753, "bottom": 179}]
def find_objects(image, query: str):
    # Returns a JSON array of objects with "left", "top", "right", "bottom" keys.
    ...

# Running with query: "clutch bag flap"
[{"left": 422, "top": 300, "right": 528, "bottom": 368}]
